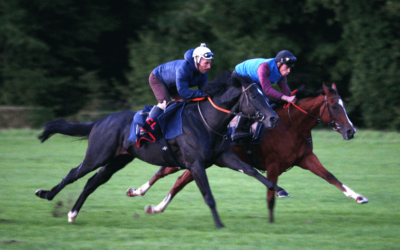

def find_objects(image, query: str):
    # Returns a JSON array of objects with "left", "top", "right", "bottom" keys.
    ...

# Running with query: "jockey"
[
  {"left": 231, "top": 50, "right": 297, "bottom": 141},
  {"left": 144, "top": 43, "right": 214, "bottom": 127}
]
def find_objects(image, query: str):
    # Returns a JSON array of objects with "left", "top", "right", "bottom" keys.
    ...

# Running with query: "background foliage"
[{"left": 0, "top": 0, "right": 399, "bottom": 130}]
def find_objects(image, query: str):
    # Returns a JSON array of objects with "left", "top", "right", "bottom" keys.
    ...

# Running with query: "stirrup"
[
  {"left": 231, "top": 130, "right": 252, "bottom": 141},
  {"left": 231, "top": 116, "right": 252, "bottom": 141}
]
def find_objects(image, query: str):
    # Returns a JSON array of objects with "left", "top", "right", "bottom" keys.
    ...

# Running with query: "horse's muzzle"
[
  {"left": 346, "top": 129, "right": 355, "bottom": 140},
  {"left": 270, "top": 116, "right": 279, "bottom": 128}
]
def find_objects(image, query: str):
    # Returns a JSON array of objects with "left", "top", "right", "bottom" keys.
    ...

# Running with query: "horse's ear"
[
  {"left": 230, "top": 76, "right": 242, "bottom": 88},
  {"left": 322, "top": 83, "right": 329, "bottom": 94},
  {"left": 331, "top": 83, "right": 337, "bottom": 91}
]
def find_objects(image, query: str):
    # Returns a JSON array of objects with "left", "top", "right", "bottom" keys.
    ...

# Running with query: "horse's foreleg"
[
  {"left": 298, "top": 153, "right": 368, "bottom": 203},
  {"left": 68, "top": 154, "right": 133, "bottom": 222},
  {"left": 145, "top": 169, "right": 194, "bottom": 214},
  {"left": 189, "top": 161, "right": 224, "bottom": 228},
  {"left": 126, "top": 166, "right": 180, "bottom": 197},
  {"left": 215, "top": 150, "right": 289, "bottom": 196}
]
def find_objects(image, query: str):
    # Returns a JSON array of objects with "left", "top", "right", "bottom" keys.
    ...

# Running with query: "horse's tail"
[{"left": 38, "top": 118, "right": 98, "bottom": 143}]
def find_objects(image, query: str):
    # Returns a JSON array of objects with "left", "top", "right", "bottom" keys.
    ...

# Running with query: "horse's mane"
[
  {"left": 292, "top": 85, "right": 336, "bottom": 100},
  {"left": 202, "top": 71, "right": 254, "bottom": 97}
]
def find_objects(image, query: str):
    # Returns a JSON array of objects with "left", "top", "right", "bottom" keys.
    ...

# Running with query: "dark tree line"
[{"left": 1, "top": 0, "right": 399, "bottom": 130}]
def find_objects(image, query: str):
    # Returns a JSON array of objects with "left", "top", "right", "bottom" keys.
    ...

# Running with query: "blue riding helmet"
[{"left": 275, "top": 50, "right": 297, "bottom": 68}]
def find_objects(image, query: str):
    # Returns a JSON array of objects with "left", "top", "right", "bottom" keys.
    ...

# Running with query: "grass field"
[{"left": 0, "top": 129, "right": 399, "bottom": 250}]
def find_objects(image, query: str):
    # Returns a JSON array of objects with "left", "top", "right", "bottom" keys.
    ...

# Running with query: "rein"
[
  {"left": 284, "top": 89, "right": 341, "bottom": 141},
  {"left": 197, "top": 83, "right": 265, "bottom": 139}
]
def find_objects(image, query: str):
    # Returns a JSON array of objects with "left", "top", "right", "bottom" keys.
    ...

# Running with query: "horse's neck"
[
  {"left": 201, "top": 91, "right": 241, "bottom": 131},
  {"left": 277, "top": 95, "right": 324, "bottom": 134}
]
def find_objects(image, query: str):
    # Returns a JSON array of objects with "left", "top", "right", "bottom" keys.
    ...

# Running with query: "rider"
[
  {"left": 231, "top": 50, "right": 297, "bottom": 141},
  {"left": 143, "top": 43, "right": 214, "bottom": 130}
]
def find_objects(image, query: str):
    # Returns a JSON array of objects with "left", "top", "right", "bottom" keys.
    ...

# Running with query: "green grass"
[{"left": 0, "top": 129, "right": 399, "bottom": 249}]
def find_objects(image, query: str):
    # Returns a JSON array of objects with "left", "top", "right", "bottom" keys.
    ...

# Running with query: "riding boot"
[
  {"left": 231, "top": 116, "right": 252, "bottom": 141},
  {"left": 140, "top": 105, "right": 164, "bottom": 135}
]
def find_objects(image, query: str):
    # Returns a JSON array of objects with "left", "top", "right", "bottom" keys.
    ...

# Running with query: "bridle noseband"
[{"left": 285, "top": 92, "right": 342, "bottom": 141}]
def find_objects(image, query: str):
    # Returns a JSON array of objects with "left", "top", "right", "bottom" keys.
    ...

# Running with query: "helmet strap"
[{"left": 195, "top": 57, "right": 202, "bottom": 70}]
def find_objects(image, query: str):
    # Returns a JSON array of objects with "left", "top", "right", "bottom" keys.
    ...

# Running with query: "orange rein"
[
  {"left": 185, "top": 97, "right": 232, "bottom": 114},
  {"left": 207, "top": 97, "right": 232, "bottom": 114},
  {"left": 283, "top": 89, "right": 308, "bottom": 115}
]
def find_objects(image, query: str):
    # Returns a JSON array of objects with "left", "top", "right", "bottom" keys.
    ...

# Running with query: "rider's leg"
[
  {"left": 140, "top": 72, "right": 170, "bottom": 135},
  {"left": 231, "top": 116, "right": 252, "bottom": 141}
]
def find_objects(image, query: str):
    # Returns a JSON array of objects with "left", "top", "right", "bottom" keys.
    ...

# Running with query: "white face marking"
[{"left": 338, "top": 99, "right": 354, "bottom": 127}]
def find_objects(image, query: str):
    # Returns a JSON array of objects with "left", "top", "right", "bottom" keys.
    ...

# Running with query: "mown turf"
[{"left": 0, "top": 129, "right": 399, "bottom": 249}]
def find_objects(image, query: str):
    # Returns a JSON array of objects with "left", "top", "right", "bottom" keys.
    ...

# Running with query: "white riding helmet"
[{"left": 192, "top": 43, "right": 214, "bottom": 64}]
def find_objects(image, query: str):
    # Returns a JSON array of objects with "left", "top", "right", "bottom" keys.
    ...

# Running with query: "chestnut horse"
[{"left": 126, "top": 83, "right": 368, "bottom": 222}]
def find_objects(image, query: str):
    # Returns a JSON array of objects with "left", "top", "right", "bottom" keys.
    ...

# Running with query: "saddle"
[{"left": 127, "top": 102, "right": 186, "bottom": 147}]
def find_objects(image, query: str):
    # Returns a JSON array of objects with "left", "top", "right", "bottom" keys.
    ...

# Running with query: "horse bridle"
[
  {"left": 197, "top": 83, "right": 266, "bottom": 138},
  {"left": 286, "top": 94, "right": 342, "bottom": 141}
]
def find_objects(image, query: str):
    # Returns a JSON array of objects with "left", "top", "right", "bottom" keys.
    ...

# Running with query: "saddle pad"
[{"left": 158, "top": 101, "right": 186, "bottom": 139}]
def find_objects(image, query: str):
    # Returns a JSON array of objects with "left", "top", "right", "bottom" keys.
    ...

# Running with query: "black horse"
[{"left": 35, "top": 71, "right": 288, "bottom": 228}]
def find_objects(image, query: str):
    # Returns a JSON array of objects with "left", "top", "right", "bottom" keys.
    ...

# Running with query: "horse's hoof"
[
  {"left": 68, "top": 211, "right": 78, "bottom": 222},
  {"left": 277, "top": 190, "right": 290, "bottom": 197},
  {"left": 145, "top": 205, "right": 156, "bottom": 214},
  {"left": 35, "top": 189, "right": 42, "bottom": 197},
  {"left": 216, "top": 222, "right": 225, "bottom": 228},
  {"left": 356, "top": 196, "right": 368, "bottom": 204},
  {"left": 126, "top": 188, "right": 138, "bottom": 197}
]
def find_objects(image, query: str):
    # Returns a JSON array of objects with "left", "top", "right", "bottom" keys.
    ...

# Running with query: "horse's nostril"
[
  {"left": 270, "top": 116, "right": 279, "bottom": 126},
  {"left": 347, "top": 129, "right": 354, "bottom": 138}
]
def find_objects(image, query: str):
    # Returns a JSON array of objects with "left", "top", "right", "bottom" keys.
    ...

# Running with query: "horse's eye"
[
  {"left": 332, "top": 104, "right": 339, "bottom": 110},
  {"left": 251, "top": 94, "right": 256, "bottom": 99}
]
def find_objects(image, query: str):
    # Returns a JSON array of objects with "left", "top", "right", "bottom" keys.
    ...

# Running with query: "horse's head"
[
  {"left": 231, "top": 74, "right": 279, "bottom": 129},
  {"left": 322, "top": 83, "right": 357, "bottom": 140}
]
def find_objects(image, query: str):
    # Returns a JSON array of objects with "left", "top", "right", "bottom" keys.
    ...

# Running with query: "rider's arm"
[
  {"left": 277, "top": 77, "right": 291, "bottom": 96},
  {"left": 257, "top": 63, "right": 284, "bottom": 100},
  {"left": 277, "top": 77, "right": 296, "bottom": 103},
  {"left": 176, "top": 67, "right": 203, "bottom": 99}
]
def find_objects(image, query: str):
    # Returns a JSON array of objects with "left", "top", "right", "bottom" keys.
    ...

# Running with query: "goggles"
[
  {"left": 285, "top": 60, "right": 296, "bottom": 68},
  {"left": 202, "top": 52, "right": 214, "bottom": 59},
  {"left": 280, "top": 57, "right": 296, "bottom": 68}
]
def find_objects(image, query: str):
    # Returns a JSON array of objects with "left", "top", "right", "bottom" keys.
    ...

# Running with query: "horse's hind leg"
[
  {"left": 36, "top": 127, "right": 121, "bottom": 201},
  {"left": 265, "top": 166, "right": 280, "bottom": 223},
  {"left": 298, "top": 153, "right": 368, "bottom": 203},
  {"left": 126, "top": 166, "right": 180, "bottom": 197},
  {"left": 36, "top": 160, "right": 103, "bottom": 201},
  {"left": 145, "top": 169, "right": 194, "bottom": 214},
  {"left": 68, "top": 154, "right": 134, "bottom": 222}
]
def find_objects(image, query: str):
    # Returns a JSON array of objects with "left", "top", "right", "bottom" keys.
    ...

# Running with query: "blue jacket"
[
  {"left": 235, "top": 58, "right": 283, "bottom": 84},
  {"left": 152, "top": 49, "right": 207, "bottom": 99}
]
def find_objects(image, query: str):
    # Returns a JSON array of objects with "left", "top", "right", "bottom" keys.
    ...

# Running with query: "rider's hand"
[{"left": 281, "top": 95, "right": 297, "bottom": 104}]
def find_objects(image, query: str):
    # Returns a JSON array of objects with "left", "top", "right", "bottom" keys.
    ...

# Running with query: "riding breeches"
[{"left": 149, "top": 72, "right": 182, "bottom": 104}]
